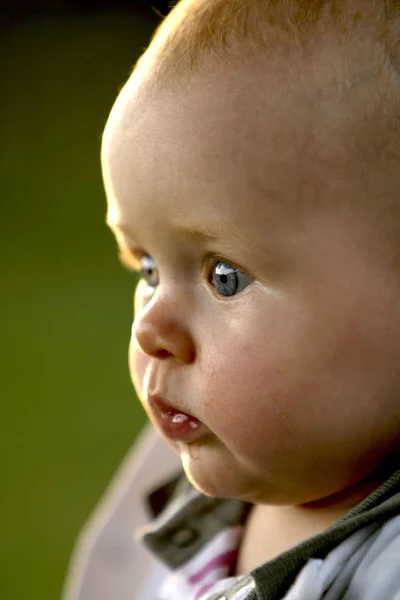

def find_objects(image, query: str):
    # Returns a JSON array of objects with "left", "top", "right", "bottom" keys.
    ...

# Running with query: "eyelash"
[{"left": 132, "top": 253, "right": 254, "bottom": 298}]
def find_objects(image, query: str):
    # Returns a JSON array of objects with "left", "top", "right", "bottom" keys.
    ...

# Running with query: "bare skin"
[
  {"left": 236, "top": 479, "right": 383, "bottom": 573},
  {"left": 102, "top": 43, "right": 400, "bottom": 567}
]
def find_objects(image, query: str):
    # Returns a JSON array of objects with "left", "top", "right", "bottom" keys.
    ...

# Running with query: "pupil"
[{"left": 220, "top": 274, "right": 228, "bottom": 284}]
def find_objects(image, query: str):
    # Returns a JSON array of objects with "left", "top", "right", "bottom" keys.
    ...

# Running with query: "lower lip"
[{"left": 148, "top": 395, "right": 206, "bottom": 443}]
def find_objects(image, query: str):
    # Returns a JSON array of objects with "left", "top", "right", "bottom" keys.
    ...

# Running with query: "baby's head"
[{"left": 101, "top": 0, "right": 400, "bottom": 507}]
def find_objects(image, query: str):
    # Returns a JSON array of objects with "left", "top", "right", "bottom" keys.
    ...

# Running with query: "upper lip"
[{"left": 147, "top": 393, "right": 196, "bottom": 418}]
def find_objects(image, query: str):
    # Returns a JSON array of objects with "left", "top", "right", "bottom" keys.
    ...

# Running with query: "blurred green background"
[{"left": 1, "top": 8, "right": 157, "bottom": 599}]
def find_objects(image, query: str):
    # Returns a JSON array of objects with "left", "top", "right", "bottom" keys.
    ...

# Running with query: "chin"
[{"left": 179, "top": 443, "right": 262, "bottom": 501}]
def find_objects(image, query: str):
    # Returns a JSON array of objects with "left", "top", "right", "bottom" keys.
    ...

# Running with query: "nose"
[{"left": 132, "top": 290, "right": 196, "bottom": 364}]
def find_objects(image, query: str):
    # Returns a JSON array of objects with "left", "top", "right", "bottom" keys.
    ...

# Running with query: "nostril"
[{"left": 157, "top": 349, "right": 171, "bottom": 359}]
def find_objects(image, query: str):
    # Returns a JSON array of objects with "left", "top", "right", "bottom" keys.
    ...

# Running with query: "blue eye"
[
  {"left": 140, "top": 255, "right": 159, "bottom": 287},
  {"left": 211, "top": 261, "right": 253, "bottom": 297}
]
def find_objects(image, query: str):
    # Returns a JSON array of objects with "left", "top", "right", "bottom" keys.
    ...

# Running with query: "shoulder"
[
  {"left": 284, "top": 515, "right": 400, "bottom": 600},
  {"left": 249, "top": 515, "right": 400, "bottom": 600},
  {"left": 343, "top": 515, "right": 400, "bottom": 600}
]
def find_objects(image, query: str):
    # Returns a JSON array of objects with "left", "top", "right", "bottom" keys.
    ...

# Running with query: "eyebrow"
[
  {"left": 118, "top": 246, "right": 141, "bottom": 270},
  {"left": 110, "top": 220, "right": 245, "bottom": 269},
  {"left": 110, "top": 219, "right": 244, "bottom": 245}
]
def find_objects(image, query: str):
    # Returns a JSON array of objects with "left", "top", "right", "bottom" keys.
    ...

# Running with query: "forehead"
[{"left": 102, "top": 54, "right": 358, "bottom": 247}]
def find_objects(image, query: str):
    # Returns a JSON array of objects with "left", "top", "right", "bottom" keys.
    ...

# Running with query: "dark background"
[{"left": 1, "top": 2, "right": 173, "bottom": 598}]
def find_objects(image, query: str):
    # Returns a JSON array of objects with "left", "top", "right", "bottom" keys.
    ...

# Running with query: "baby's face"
[{"left": 102, "top": 59, "right": 400, "bottom": 505}]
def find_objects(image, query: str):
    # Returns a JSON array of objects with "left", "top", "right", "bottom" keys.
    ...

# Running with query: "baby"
[{"left": 98, "top": 0, "right": 400, "bottom": 598}]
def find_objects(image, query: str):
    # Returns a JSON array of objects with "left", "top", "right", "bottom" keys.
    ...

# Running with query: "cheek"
[
  {"left": 195, "top": 300, "right": 328, "bottom": 465},
  {"left": 130, "top": 282, "right": 153, "bottom": 396},
  {"left": 200, "top": 337, "right": 298, "bottom": 450},
  {"left": 129, "top": 337, "right": 149, "bottom": 399}
]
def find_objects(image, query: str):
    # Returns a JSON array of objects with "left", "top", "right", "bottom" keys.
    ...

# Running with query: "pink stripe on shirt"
[{"left": 188, "top": 550, "right": 238, "bottom": 585}]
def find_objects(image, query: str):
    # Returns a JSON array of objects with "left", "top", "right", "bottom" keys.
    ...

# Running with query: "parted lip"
[
  {"left": 147, "top": 392, "right": 208, "bottom": 444},
  {"left": 147, "top": 393, "right": 196, "bottom": 419}
]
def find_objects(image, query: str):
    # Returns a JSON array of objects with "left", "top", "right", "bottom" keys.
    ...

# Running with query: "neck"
[{"left": 236, "top": 478, "right": 383, "bottom": 575}]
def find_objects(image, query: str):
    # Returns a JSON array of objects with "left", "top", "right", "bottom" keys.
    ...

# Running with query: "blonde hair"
[{"left": 133, "top": 0, "right": 400, "bottom": 87}]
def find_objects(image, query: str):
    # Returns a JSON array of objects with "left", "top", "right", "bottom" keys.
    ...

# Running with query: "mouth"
[{"left": 147, "top": 394, "right": 207, "bottom": 443}]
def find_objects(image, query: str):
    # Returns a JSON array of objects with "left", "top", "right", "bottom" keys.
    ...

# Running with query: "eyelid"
[
  {"left": 204, "top": 253, "right": 254, "bottom": 281},
  {"left": 119, "top": 247, "right": 255, "bottom": 286}
]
